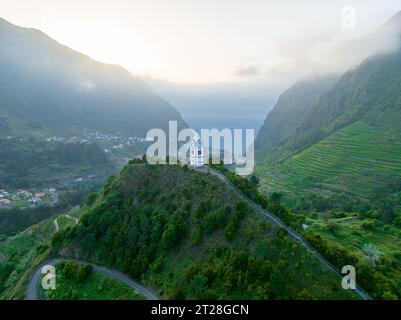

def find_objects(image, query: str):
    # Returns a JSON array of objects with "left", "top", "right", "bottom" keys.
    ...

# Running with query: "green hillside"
[
  {"left": 253, "top": 12, "right": 401, "bottom": 301},
  {"left": 50, "top": 163, "right": 356, "bottom": 300},
  {"left": 0, "top": 213, "right": 70, "bottom": 298},
  {"left": 257, "top": 121, "right": 401, "bottom": 200},
  {"left": 256, "top": 13, "right": 401, "bottom": 205},
  {"left": 255, "top": 74, "right": 339, "bottom": 158},
  {"left": 0, "top": 210, "right": 146, "bottom": 300}
]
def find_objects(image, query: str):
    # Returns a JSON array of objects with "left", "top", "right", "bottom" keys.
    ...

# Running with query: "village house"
[
  {"left": 17, "top": 190, "right": 32, "bottom": 197},
  {"left": 0, "top": 199, "right": 11, "bottom": 207},
  {"left": 35, "top": 192, "right": 46, "bottom": 198},
  {"left": 29, "top": 197, "right": 42, "bottom": 205}
]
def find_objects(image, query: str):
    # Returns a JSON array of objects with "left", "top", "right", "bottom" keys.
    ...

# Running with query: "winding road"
[
  {"left": 53, "top": 214, "right": 79, "bottom": 233},
  {"left": 197, "top": 166, "right": 372, "bottom": 300},
  {"left": 26, "top": 259, "right": 159, "bottom": 300},
  {"left": 53, "top": 218, "right": 59, "bottom": 232}
]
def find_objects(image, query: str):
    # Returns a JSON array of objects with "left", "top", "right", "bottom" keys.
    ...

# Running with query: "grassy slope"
[
  {"left": 0, "top": 206, "right": 145, "bottom": 300},
  {"left": 51, "top": 163, "right": 357, "bottom": 300},
  {"left": 0, "top": 218, "right": 56, "bottom": 299},
  {"left": 305, "top": 216, "right": 401, "bottom": 296},
  {"left": 306, "top": 217, "right": 401, "bottom": 258},
  {"left": 256, "top": 121, "right": 401, "bottom": 299},
  {"left": 0, "top": 208, "right": 86, "bottom": 299},
  {"left": 56, "top": 215, "right": 76, "bottom": 230},
  {"left": 257, "top": 121, "right": 401, "bottom": 201}
]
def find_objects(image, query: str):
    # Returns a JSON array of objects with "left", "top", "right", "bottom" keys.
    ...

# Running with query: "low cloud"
[
  {"left": 236, "top": 65, "right": 261, "bottom": 78},
  {"left": 235, "top": 18, "right": 401, "bottom": 86},
  {"left": 79, "top": 80, "right": 96, "bottom": 90}
]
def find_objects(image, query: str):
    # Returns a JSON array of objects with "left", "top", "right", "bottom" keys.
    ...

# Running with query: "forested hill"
[
  {"left": 0, "top": 17, "right": 186, "bottom": 138},
  {"left": 51, "top": 163, "right": 357, "bottom": 299}
]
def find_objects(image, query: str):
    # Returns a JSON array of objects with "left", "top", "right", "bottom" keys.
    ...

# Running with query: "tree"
[
  {"left": 76, "top": 264, "right": 93, "bottom": 282},
  {"left": 326, "top": 221, "right": 338, "bottom": 234},
  {"left": 62, "top": 260, "right": 79, "bottom": 279},
  {"left": 381, "top": 201, "right": 396, "bottom": 224},
  {"left": 249, "top": 175, "right": 260, "bottom": 188},
  {"left": 84, "top": 192, "right": 97, "bottom": 206},
  {"left": 362, "top": 244, "right": 382, "bottom": 267},
  {"left": 270, "top": 192, "right": 282, "bottom": 205},
  {"left": 191, "top": 226, "right": 202, "bottom": 245},
  {"left": 188, "top": 274, "right": 208, "bottom": 299}
]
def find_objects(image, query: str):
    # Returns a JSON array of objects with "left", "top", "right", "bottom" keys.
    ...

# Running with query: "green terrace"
[{"left": 257, "top": 121, "right": 401, "bottom": 200}]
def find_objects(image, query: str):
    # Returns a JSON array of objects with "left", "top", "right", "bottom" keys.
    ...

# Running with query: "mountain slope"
[
  {"left": 49, "top": 163, "right": 357, "bottom": 300},
  {"left": 255, "top": 74, "right": 339, "bottom": 157},
  {"left": 256, "top": 12, "right": 401, "bottom": 200},
  {"left": 257, "top": 121, "right": 401, "bottom": 200},
  {"left": 0, "top": 17, "right": 186, "bottom": 138}
]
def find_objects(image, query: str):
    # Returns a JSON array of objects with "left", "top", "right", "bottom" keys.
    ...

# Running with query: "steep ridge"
[
  {"left": 0, "top": 17, "right": 186, "bottom": 138},
  {"left": 256, "top": 11, "right": 401, "bottom": 200},
  {"left": 255, "top": 75, "right": 339, "bottom": 157},
  {"left": 257, "top": 11, "right": 401, "bottom": 156}
]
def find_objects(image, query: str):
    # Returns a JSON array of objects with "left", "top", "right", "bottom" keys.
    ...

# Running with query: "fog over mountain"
[{"left": 146, "top": 11, "right": 401, "bottom": 134}]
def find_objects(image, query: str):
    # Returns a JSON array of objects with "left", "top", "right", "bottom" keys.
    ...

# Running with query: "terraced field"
[{"left": 257, "top": 121, "right": 401, "bottom": 199}]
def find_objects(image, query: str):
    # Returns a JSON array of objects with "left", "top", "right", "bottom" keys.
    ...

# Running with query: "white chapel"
[{"left": 189, "top": 132, "right": 204, "bottom": 167}]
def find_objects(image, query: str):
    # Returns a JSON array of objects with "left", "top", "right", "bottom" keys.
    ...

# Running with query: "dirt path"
[{"left": 53, "top": 218, "right": 59, "bottom": 232}]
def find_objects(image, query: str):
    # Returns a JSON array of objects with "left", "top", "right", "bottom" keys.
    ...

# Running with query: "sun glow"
[{"left": 0, "top": 0, "right": 400, "bottom": 83}]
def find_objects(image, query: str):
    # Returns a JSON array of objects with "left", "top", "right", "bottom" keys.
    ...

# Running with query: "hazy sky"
[{"left": 1, "top": 0, "right": 401, "bottom": 84}]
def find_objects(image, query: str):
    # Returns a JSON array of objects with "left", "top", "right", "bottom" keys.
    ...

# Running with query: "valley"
[
  {"left": 1, "top": 4, "right": 401, "bottom": 305},
  {"left": 253, "top": 11, "right": 401, "bottom": 301}
]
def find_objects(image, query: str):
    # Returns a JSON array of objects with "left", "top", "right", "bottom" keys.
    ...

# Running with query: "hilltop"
[{"left": 49, "top": 163, "right": 356, "bottom": 299}]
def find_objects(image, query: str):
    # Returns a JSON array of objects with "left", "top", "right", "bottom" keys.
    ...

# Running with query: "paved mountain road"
[
  {"left": 53, "top": 219, "right": 59, "bottom": 232},
  {"left": 26, "top": 258, "right": 159, "bottom": 300},
  {"left": 196, "top": 166, "right": 372, "bottom": 300},
  {"left": 65, "top": 214, "right": 79, "bottom": 224}
]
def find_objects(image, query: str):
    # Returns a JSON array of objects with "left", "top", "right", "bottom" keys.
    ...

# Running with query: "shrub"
[
  {"left": 361, "top": 220, "right": 376, "bottom": 230},
  {"left": 326, "top": 221, "right": 339, "bottom": 234}
]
